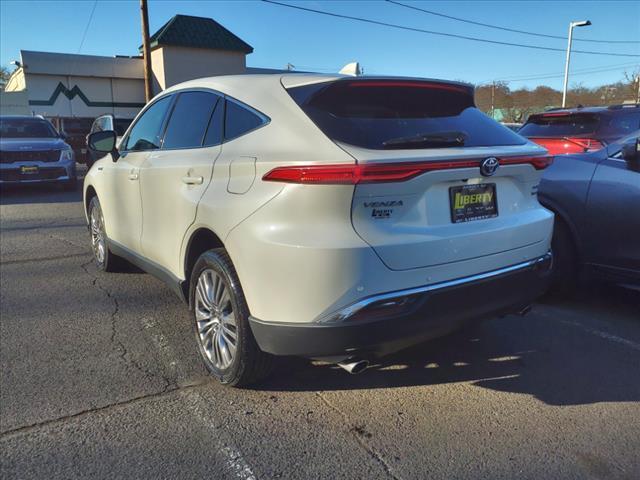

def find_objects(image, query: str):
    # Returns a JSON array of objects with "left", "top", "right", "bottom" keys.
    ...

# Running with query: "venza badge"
[{"left": 480, "top": 157, "right": 499, "bottom": 177}]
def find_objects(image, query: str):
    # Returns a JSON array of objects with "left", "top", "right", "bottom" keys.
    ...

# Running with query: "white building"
[
  {"left": 2, "top": 15, "right": 267, "bottom": 116},
  {"left": 4, "top": 50, "right": 145, "bottom": 120},
  {"left": 1, "top": 14, "right": 267, "bottom": 158}
]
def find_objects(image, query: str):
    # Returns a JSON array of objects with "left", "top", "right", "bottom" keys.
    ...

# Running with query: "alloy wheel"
[
  {"left": 90, "top": 204, "right": 106, "bottom": 265},
  {"left": 194, "top": 269, "right": 238, "bottom": 370}
]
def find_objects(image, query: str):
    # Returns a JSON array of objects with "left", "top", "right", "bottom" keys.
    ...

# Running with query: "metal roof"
[
  {"left": 141, "top": 15, "right": 253, "bottom": 54},
  {"left": 19, "top": 50, "right": 143, "bottom": 79}
]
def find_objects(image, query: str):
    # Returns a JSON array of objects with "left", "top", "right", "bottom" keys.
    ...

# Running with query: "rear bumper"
[{"left": 249, "top": 252, "right": 552, "bottom": 358}]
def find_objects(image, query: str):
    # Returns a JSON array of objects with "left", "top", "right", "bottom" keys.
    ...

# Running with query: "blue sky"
[{"left": 1, "top": 0, "right": 638, "bottom": 89}]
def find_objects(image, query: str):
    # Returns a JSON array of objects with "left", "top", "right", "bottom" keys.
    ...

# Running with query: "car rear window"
[
  {"left": 519, "top": 113, "right": 599, "bottom": 137},
  {"left": 287, "top": 80, "right": 525, "bottom": 150}
]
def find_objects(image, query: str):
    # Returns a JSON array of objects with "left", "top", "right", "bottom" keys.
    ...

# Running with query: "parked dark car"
[
  {"left": 520, "top": 104, "right": 640, "bottom": 155},
  {"left": 57, "top": 117, "right": 94, "bottom": 164},
  {"left": 0, "top": 115, "right": 77, "bottom": 189},
  {"left": 538, "top": 132, "right": 640, "bottom": 291},
  {"left": 86, "top": 114, "right": 132, "bottom": 168}
]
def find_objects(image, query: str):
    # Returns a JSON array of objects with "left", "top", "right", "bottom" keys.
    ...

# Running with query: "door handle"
[
  {"left": 182, "top": 176, "right": 204, "bottom": 185},
  {"left": 128, "top": 172, "right": 139, "bottom": 180}
]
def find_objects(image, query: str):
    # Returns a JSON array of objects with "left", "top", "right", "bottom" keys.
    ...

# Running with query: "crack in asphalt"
[
  {"left": 315, "top": 392, "right": 403, "bottom": 480},
  {"left": 79, "top": 258, "right": 173, "bottom": 394},
  {"left": 0, "top": 232, "right": 90, "bottom": 265},
  {"left": 49, "top": 232, "right": 89, "bottom": 250},
  {"left": 0, "top": 381, "right": 210, "bottom": 438},
  {"left": 0, "top": 222, "right": 86, "bottom": 232},
  {"left": 1, "top": 253, "right": 90, "bottom": 265}
]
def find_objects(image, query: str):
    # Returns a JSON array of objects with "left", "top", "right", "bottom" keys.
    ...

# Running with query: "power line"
[
  {"left": 261, "top": 0, "right": 640, "bottom": 57},
  {"left": 479, "top": 62, "right": 639, "bottom": 84},
  {"left": 68, "top": 0, "right": 98, "bottom": 79},
  {"left": 77, "top": 0, "right": 98, "bottom": 54},
  {"left": 498, "top": 67, "right": 637, "bottom": 83},
  {"left": 386, "top": 0, "right": 640, "bottom": 45}
]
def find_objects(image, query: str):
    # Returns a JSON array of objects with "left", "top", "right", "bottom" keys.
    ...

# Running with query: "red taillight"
[
  {"left": 263, "top": 156, "right": 552, "bottom": 185},
  {"left": 529, "top": 137, "right": 604, "bottom": 155},
  {"left": 345, "top": 80, "right": 468, "bottom": 93},
  {"left": 501, "top": 156, "right": 554, "bottom": 170}
]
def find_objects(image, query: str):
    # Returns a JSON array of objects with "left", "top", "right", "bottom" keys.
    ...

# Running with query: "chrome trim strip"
[{"left": 316, "top": 252, "right": 552, "bottom": 324}]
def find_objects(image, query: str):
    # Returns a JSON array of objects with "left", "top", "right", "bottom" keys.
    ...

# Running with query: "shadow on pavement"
[
  {"left": 0, "top": 165, "right": 86, "bottom": 206},
  {"left": 539, "top": 282, "right": 640, "bottom": 321},
  {"left": 257, "top": 286, "right": 640, "bottom": 406},
  {"left": 0, "top": 183, "right": 83, "bottom": 206}
]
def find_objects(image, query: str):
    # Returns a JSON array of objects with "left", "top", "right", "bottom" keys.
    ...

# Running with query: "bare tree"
[
  {"left": 472, "top": 71, "right": 638, "bottom": 121},
  {"left": 0, "top": 66, "right": 11, "bottom": 88}
]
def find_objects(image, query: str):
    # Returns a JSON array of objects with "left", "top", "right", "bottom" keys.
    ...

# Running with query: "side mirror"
[
  {"left": 59, "top": 131, "right": 68, "bottom": 141},
  {"left": 620, "top": 138, "right": 639, "bottom": 163},
  {"left": 87, "top": 130, "right": 119, "bottom": 161}
]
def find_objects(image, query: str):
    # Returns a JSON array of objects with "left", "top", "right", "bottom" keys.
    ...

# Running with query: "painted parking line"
[
  {"left": 536, "top": 306, "right": 640, "bottom": 353},
  {"left": 557, "top": 318, "right": 640, "bottom": 353},
  {"left": 142, "top": 315, "right": 258, "bottom": 480},
  {"left": 185, "top": 391, "right": 258, "bottom": 480}
]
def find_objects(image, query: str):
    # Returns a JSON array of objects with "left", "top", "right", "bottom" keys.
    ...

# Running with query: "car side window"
[
  {"left": 224, "top": 99, "right": 265, "bottom": 141},
  {"left": 203, "top": 97, "right": 224, "bottom": 147},
  {"left": 163, "top": 91, "right": 221, "bottom": 149},
  {"left": 114, "top": 119, "right": 132, "bottom": 137},
  {"left": 125, "top": 96, "right": 173, "bottom": 151}
]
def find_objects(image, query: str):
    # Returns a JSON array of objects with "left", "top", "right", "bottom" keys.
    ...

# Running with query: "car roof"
[
  {"left": 163, "top": 73, "right": 473, "bottom": 90},
  {"left": 159, "top": 74, "right": 474, "bottom": 113}
]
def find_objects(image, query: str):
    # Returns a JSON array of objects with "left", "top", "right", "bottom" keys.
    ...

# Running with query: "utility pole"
[{"left": 140, "top": 0, "right": 153, "bottom": 103}]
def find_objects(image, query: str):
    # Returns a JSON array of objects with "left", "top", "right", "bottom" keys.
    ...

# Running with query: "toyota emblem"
[{"left": 480, "top": 157, "right": 499, "bottom": 177}]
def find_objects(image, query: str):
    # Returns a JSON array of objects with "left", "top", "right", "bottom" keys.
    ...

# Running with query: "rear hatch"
[
  {"left": 286, "top": 78, "right": 551, "bottom": 271},
  {"left": 519, "top": 111, "right": 605, "bottom": 154}
]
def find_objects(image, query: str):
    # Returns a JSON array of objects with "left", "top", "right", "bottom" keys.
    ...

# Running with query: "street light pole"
[{"left": 562, "top": 20, "right": 591, "bottom": 108}]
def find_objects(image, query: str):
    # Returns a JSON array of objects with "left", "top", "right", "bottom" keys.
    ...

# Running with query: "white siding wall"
[
  {"left": 21, "top": 74, "right": 145, "bottom": 119},
  {"left": 153, "top": 46, "right": 246, "bottom": 93},
  {"left": 0, "top": 91, "right": 30, "bottom": 115}
]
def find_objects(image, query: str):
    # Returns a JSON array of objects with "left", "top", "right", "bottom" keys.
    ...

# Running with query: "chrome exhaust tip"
[{"left": 337, "top": 359, "right": 370, "bottom": 375}]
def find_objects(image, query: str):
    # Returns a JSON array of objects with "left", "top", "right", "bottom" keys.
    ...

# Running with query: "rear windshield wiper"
[{"left": 382, "top": 131, "right": 466, "bottom": 149}]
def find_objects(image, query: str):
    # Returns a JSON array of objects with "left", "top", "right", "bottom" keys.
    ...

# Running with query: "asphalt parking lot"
[{"left": 1, "top": 179, "right": 639, "bottom": 480}]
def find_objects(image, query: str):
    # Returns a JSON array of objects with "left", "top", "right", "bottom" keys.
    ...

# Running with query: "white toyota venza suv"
[{"left": 84, "top": 74, "right": 554, "bottom": 386}]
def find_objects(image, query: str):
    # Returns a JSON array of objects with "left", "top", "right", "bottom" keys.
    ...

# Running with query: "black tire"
[
  {"left": 88, "top": 196, "right": 126, "bottom": 272},
  {"left": 190, "top": 249, "right": 274, "bottom": 387},
  {"left": 549, "top": 217, "right": 578, "bottom": 295}
]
